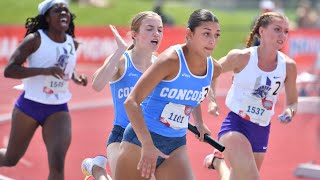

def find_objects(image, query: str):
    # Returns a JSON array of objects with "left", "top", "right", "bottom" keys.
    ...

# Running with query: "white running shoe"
[{"left": 81, "top": 155, "right": 107, "bottom": 177}]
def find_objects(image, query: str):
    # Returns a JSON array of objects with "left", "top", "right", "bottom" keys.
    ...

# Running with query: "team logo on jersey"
[
  {"left": 252, "top": 76, "right": 271, "bottom": 99},
  {"left": 56, "top": 47, "right": 69, "bottom": 70},
  {"left": 55, "top": 47, "right": 69, "bottom": 80},
  {"left": 128, "top": 73, "right": 138, "bottom": 77},
  {"left": 182, "top": 73, "right": 191, "bottom": 78}
]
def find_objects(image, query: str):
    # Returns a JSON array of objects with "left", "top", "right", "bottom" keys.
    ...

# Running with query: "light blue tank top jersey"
[
  {"left": 110, "top": 52, "right": 144, "bottom": 128},
  {"left": 142, "top": 45, "right": 214, "bottom": 137}
]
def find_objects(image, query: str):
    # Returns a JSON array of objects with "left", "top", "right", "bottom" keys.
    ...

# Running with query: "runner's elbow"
[
  {"left": 92, "top": 83, "right": 104, "bottom": 92},
  {"left": 124, "top": 96, "right": 138, "bottom": 110}
]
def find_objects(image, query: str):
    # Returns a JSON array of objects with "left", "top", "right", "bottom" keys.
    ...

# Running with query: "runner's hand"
[
  {"left": 45, "top": 66, "right": 64, "bottom": 79},
  {"left": 109, "top": 25, "right": 127, "bottom": 51},
  {"left": 194, "top": 123, "right": 211, "bottom": 142},
  {"left": 138, "top": 143, "right": 169, "bottom": 178},
  {"left": 73, "top": 73, "right": 87, "bottom": 86},
  {"left": 278, "top": 108, "right": 294, "bottom": 124},
  {"left": 208, "top": 100, "right": 219, "bottom": 116}
]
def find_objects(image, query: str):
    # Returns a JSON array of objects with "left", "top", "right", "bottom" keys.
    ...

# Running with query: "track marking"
[
  {"left": 0, "top": 114, "right": 10, "bottom": 123},
  {"left": 2, "top": 135, "right": 8, "bottom": 146},
  {"left": 0, "top": 174, "right": 15, "bottom": 180}
]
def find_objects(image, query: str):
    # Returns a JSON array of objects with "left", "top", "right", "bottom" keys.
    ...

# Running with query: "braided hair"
[
  {"left": 246, "top": 12, "right": 288, "bottom": 48},
  {"left": 24, "top": 10, "right": 76, "bottom": 38}
]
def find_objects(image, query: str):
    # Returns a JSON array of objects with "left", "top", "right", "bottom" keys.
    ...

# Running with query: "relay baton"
[{"left": 188, "top": 122, "right": 225, "bottom": 152}]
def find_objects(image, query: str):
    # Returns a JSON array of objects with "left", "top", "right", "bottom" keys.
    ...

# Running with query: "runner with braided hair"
[{"left": 204, "top": 12, "right": 298, "bottom": 180}]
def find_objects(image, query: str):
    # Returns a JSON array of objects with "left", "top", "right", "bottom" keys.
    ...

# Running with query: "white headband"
[{"left": 38, "top": 0, "right": 69, "bottom": 15}]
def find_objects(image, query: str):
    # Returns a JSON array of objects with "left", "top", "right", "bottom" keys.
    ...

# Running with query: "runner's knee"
[
  {"left": 1, "top": 149, "right": 21, "bottom": 167},
  {"left": 48, "top": 146, "right": 68, "bottom": 170},
  {"left": 48, "top": 155, "right": 65, "bottom": 173}
]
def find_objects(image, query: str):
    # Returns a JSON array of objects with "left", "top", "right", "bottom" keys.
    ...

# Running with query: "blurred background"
[
  {"left": 0, "top": 0, "right": 319, "bottom": 59},
  {"left": 1, "top": 0, "right": 319, "bottom": 98}
]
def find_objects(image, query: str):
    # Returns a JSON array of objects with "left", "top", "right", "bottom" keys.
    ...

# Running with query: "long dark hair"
[{"left": 24, "top": 10, "right": 76, "bottom": 38}]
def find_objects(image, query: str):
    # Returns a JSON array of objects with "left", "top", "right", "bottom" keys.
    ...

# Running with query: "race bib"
[
  {"left": 43, "top": 76, "right": 68, "bottom": 94},
  {"left": 238, "top": 93, "right": 274, "bottom": 126},
  {"left": 160, "top": 102, "right": 193, "bottom": 130}
]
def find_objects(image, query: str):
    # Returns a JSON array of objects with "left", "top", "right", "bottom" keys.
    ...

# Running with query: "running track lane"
[
  {"left": 0, "top": 97, "right": 318, "bottom": 180},
  {"left": 0, "top": 64, "right": 319, "bottom": 179}
]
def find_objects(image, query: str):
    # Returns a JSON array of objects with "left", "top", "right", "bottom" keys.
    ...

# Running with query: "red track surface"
[{"left": 0, "top": 64, "right": 319, "bottom": 180}]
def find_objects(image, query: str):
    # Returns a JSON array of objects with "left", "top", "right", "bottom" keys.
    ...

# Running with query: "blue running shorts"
[
  {"left": 107, "top": 125, "right": 125, "bottom": 146},
  {"left": 123, "top": 123, "right": 186, "bottom": 167}
]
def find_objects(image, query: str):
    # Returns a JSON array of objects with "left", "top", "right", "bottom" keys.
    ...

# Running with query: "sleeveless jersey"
[
  {"left": 226, "top": 46, "right": 287, "bottom": 126},
  {"left": 23, "top": 29, "right": 76, "bottom": 105},
  {"left": 110, "top": 52, "right": 156, "bottom": 128},
  {"left": 142, "top": 45, "right": 214, "bottom": 137}
]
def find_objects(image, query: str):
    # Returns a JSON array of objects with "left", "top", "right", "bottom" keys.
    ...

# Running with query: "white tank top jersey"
[
  {"left": 23, "top": 29, "right": 76, "bottom": 105},
  {"left": 226, "top": 46, "right": 287, "bottom": 126}
]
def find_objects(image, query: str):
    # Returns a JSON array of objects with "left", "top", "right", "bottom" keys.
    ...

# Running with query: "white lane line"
[
  {"left": 0, "top": 114, "right": 10, "bottom": 123},
  {"left": 18, "top": 158, "right": 32, "bottom": 167},
  {"left": 0, "top": 174, "right": 15, "bottom": 180},
  {"left": 2, "top": 135, "right": 8, "bottom": 146}
]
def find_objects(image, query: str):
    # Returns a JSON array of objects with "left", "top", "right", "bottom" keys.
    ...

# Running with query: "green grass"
[{"left": 1, "top": 0, "right": 296, "bottom": 59}]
